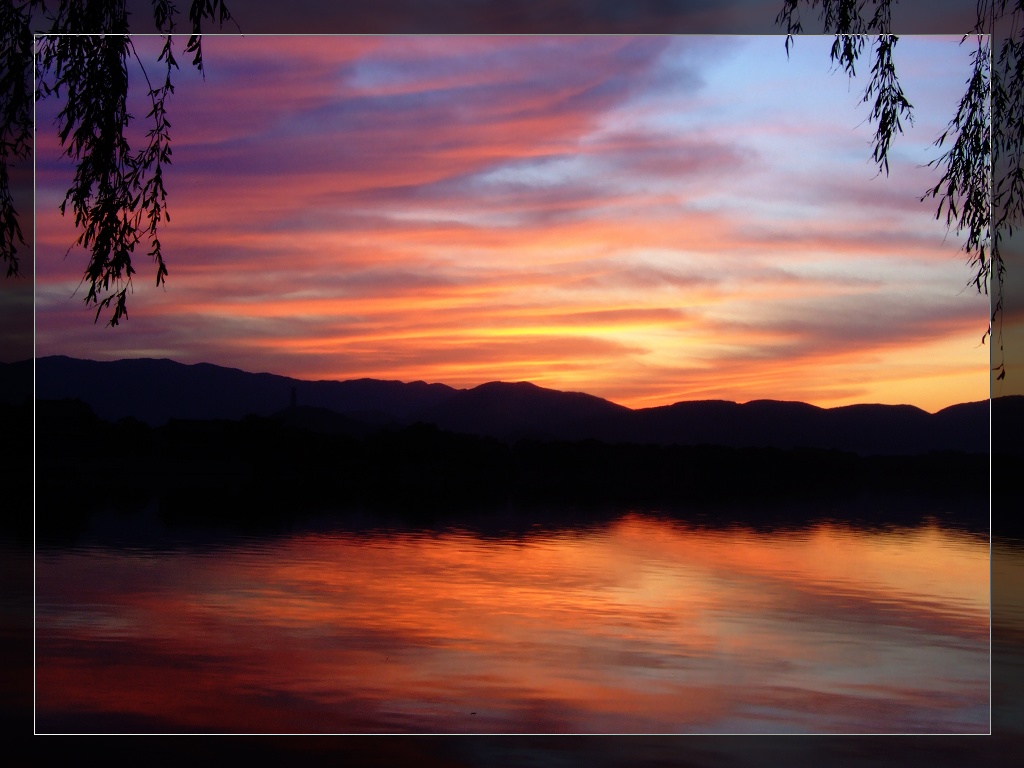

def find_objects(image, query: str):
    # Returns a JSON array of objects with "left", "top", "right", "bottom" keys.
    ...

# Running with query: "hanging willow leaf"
[
  {"left": 777, "top": 0, "right": 1021, "bottom": 381},
  {"left": 2, "top": 0, "right": 235, "bottom": 325}
]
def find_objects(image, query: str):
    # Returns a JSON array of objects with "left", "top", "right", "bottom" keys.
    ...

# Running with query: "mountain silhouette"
[
  {"left": 23, "top": 356, "right": 455, "bottom": 427},
  {"left": 417, "top": 380, "right": 634, "bottom": 442},
  {"left": 13, "top": 355, "right": 996, "bottom": 455}
]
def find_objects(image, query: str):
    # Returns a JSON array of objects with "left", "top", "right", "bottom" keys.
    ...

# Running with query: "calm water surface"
[{"left": 35, "top": 512, "right": 989, "bottom": 733}]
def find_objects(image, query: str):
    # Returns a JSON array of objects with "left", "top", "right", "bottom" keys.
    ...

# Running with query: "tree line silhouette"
[{"left": 30, "top": 397, "right": 990, "bottom": 540}]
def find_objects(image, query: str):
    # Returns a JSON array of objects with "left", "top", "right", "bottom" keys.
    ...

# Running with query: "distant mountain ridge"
[{"left": 6, "top": 355, "right": 998, "bottom": 455}]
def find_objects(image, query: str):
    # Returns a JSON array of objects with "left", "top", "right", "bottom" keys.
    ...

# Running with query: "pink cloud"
[{"left": 32, "top": 36, "right": 989, "bottom": 410}]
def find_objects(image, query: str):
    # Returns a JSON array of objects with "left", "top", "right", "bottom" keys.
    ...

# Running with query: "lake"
[{"left": 35, "top": 509, "right": 989, "bottom": 734}]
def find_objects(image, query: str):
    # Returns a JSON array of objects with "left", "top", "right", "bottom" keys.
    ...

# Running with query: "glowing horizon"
[{"left": 33, "top": 36, "right": 990, "bottom": 412}]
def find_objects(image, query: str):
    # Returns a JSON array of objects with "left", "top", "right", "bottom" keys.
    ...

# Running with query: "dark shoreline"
[{"left": 28, "top": 398, "right": 990, "bottom": 544}]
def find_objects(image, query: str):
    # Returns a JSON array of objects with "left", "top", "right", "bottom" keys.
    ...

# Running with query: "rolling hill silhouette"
[
  {"left": 12, "top": 355, "right": 995, "bottom": 455},
  {"left": 417, "top": 380, "right": 634, "bottom": 442}
]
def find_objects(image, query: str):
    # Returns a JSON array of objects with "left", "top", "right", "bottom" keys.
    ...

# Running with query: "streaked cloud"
[{"left": 33, "top": 35, "right": 989, "bottom": 411}]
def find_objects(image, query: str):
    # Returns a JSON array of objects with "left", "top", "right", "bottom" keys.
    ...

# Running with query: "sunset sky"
[{"left": 33, "top": 35, "right": 990, "bottom": 411}]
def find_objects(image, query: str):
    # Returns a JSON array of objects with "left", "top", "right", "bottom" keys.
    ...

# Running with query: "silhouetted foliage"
[
  {"left": 34, "top": 400, "right": 990, "bottom": 539},
  {"left": 2, "top": 2, "right": 1019, "bottom": 343},
  {"left": 0, "top": 5, "right": 34, "bottom": 279},
  {"left": 777, "top": 0, "right": 1023, "bottom": 380},
  {"left": 1, "top": 0, "right": 235, "bottom": 324}
]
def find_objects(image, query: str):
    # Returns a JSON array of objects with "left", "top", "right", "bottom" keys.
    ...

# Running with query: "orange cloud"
[{"left": 33, "top": 36, "right": 989, "bottom": 411}]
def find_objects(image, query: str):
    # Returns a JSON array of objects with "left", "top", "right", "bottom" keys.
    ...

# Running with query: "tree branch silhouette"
[
  {"left": 4, "top": 0, "right": 1020, "bottom": 360},
  {"left": 777, "top": 0, "right": 1022, "bottom": 382},
  {"left": 0, "top": 2, "right": 37, "bottom": 279},
  {"left": 0, "top": 0, "right": 235, "bottom": 325}
]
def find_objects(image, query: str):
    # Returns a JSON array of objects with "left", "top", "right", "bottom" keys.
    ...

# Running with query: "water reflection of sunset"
[{"left": 36, "top": 514, "right": 988, "bottom": 733}]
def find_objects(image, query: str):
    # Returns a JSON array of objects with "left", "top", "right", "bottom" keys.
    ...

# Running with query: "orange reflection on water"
[{"left": 35, "top": 514, "right": 989, "bottom": 733}]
